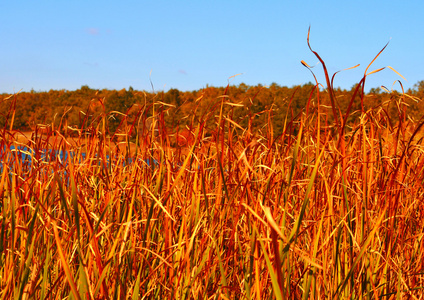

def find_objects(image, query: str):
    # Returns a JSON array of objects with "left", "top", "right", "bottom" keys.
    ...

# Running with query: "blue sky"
[{"left": 1, "top": 1, "right": 423, "bottom": 94}]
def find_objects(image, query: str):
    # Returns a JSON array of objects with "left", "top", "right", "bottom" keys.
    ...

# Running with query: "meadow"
[{"left": 1, "top": 38, "right": 424, "bottom": 299}]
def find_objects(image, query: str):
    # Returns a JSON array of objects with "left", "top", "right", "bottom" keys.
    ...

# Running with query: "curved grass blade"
[{"left": 52, "top": 221, "right": 81, "bottom": 300}]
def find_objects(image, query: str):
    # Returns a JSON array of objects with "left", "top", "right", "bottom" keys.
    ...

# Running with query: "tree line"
[{"left": 2, "top": 81, "right": 424, "bottom": 137}]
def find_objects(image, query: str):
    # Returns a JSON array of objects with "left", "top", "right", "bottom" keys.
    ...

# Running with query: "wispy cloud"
[
  {"left": 84, "top": 62, "right": 99, "bottom": 67},
  {"left": 178, "top": 69, "right": 187, "bottom": 75},
  {"left": 86, "top": 27, "right": 99, "bottom": 35}
]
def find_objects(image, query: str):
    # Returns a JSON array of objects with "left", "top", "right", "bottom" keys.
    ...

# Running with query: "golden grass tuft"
[{"left": 1, "top": 34, "right": 424, "bottom": 299}]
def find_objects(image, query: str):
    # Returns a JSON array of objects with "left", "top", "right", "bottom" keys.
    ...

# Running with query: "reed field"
[{"left": 2, "top": 37, "right": 424, "bottom": 299}]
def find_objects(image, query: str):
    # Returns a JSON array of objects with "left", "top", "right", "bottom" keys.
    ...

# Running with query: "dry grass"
[{"left": 1, "top": 34, "right": 424, "bottom": 299}]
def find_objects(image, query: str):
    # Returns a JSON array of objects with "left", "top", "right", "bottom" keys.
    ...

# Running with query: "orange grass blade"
[
  {"left": 287, "top": 128, "right": 326, "bottom": 246},
  {"left": 386, "top": 66, "right": 407, "bottom": 81},
  {"left": 52, "top": 221, "right": 81, "bottom": 300},
  {"left": 306, "top": 26, "right": 340, "bottom": 128},
  {"left": 335, "top": 204, "right": 388, "bottom": 297},
  {"left": 364, "top": 40, "right": 390, "bottom": 76},
  {"left": 142, "top": 185, "right": 175, "bottom": 221},
  {"left": 253, "top": 224, "right": 283, "bottom": 300}
]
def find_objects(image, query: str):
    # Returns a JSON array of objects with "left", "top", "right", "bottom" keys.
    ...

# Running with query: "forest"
[{"left": 2, "top": 81, "right": 424, "bottom": 138}]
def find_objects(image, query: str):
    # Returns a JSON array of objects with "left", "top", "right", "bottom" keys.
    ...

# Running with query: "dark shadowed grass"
[{"left": 1, "top": 37, "right": 424, "bottom": 299}]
